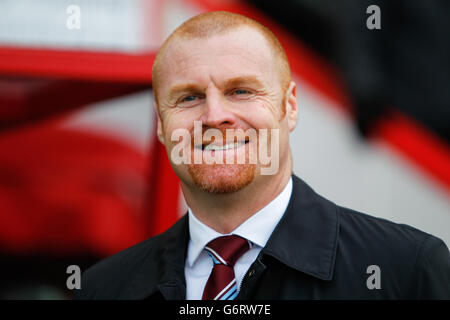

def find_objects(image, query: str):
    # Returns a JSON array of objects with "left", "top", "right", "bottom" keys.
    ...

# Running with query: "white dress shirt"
[{"left": 185, "top": 177, "right": 293, "bottom": 300}]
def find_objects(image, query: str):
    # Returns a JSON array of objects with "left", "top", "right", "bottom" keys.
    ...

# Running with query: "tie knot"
[{"left": 204, "top": 235, "right": 251, "bottom": 267}]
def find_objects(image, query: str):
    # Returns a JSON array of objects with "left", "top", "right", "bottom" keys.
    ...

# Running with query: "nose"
[{"left": 200, "top": 89, "right": 237, "bottom": 129}]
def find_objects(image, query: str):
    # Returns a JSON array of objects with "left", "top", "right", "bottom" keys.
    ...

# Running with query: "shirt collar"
[{"left": 187, "top": 177, "right": 293, "bottom": 267}]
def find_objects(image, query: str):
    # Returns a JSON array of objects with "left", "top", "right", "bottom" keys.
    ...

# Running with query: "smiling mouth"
[{"left": 197, "top": 139, "right": 250, "bottom": 151}]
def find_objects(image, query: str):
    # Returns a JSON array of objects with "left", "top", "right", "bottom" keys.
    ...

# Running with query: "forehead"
[{"left": 160, "top": 27, "right": 278, "bottom": 90}]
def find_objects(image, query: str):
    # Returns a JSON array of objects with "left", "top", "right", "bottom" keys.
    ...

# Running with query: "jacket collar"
[
  {"left": 261, "top": 175, "right": 339, "bottom": 281},
  {"left": 122, "top": 174, "right": 339, "bottom": 299}
]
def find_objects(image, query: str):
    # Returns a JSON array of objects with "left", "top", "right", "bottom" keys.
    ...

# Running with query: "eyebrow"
[
  {"left": 166, "top": 75, "right": 265, "bottom": 102},
  {"left": 221, "top": 75, "right": 265, "bottom": 90},
  {"left": 166, "top": 83, "right": 204, "bottom": 103}
]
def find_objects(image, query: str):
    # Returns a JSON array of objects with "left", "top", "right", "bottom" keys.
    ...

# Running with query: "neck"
[{"left": 181, "top": 160, "right": 292, "bottom": 234}]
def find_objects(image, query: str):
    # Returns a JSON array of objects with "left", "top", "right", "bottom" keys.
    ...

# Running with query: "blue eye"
[
  {"left": 182, "top": 95, "right": 197, "bottom": 102},
  {"left": 234, "top": 89, "right": 249, "bottom": 95}
]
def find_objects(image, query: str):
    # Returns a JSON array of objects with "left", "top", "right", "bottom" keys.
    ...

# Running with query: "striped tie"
[{"left": 202, "top": 235, "right": 251, "bottom": 300}]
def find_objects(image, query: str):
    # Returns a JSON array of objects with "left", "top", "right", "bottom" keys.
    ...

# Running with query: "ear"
[
  {"left": 284, "top": 81, "right": 298, "bottom": 132},
  {"left": 155, "top": 102, "right": 165, "bottom": 144}
]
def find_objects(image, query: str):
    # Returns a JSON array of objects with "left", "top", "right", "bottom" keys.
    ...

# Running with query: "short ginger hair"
[{"left": 152, "top": 11, "right": 291, "bottom": 105}]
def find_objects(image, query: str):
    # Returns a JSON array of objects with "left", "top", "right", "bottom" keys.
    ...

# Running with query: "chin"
[{"left": 187, "top": 163, "right": 256, "bottom": 194}]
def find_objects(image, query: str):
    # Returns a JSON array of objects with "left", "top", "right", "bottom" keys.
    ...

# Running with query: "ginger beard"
[
  {"left": 187, "top": 162, "right": 255, "bottom": 194},
  {"left": 186, "top": 130, "right": 258, "bottom": 194}
]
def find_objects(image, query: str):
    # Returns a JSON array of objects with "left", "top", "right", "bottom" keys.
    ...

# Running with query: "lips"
[
  {"left": 198, "top": 138, "right": 250, "bottom": 151},
  {"left": 203, "top": 141, "right": 247, "bottom": 151}
]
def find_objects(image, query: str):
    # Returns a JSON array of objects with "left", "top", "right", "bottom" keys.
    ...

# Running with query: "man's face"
[{"left": 155, "top": 27, "right": 297, "bottom": 194}]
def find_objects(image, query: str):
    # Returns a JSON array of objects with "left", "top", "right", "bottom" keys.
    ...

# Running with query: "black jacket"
[{"left": 74, "top": 175, "right": 450, "bottom": 299}]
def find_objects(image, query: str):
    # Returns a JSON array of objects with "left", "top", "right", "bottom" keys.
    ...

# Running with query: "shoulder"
[
  {"left": 337, "top": 205, "right": 432, "bottom": 249},
  {"left": 293, "top": 174, "right": 443, "bottom": 256},
  {"left": 291, "top": 175, "right": 449, "bottom": 298},
  {"left": 73, "top": 216, "right": 188, "bottom": 300},
  {"left": 336, "top": 205, "right": 450, "bottom": 298},
  {"left": 73, "top": 234, "right": 162, "bottom": 300}
]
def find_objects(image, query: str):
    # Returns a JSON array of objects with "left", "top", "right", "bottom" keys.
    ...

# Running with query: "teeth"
[{"left": 204, "top": 141, "right": 246, "bottom": 151}]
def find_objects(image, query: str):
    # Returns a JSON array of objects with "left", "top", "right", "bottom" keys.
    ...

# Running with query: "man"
[{"left": 75, "top": 11, "right": 449, "bottom": 300}]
